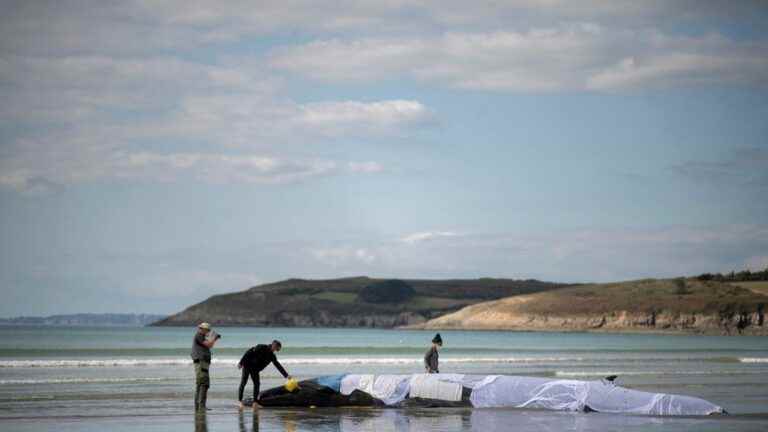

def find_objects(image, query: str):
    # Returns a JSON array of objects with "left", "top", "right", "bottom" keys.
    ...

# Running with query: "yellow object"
[{"left": 284, "top": 378, "right": 299, "bottom": 392}]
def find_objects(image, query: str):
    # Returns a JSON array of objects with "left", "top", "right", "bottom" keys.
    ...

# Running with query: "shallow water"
[{"left": 1, "top": 326, "right": 767, "bottom": 431}]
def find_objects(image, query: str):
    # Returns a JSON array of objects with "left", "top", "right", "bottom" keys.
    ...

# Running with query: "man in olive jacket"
[
  {"left": 237, "top": 340, "right": 291, "bottom": 410},
  {"left": 191, "top": 322, "right": 220, "bottom": 411}
]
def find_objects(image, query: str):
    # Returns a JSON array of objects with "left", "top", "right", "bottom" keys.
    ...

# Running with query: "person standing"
[
  {"left": 191, "top": 322, "right": 220, "bottom": 411},
  {"left": 424, "top": 333, "right": 442, "bottom": 373},
  {"left": 237, "top": 340, "right": 291, "bottom": 410}
]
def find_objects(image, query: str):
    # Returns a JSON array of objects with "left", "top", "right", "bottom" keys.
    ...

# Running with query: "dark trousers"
[
  {"left": 194, "top": 360, "right": 210, "bottom": 410},
  {"left": 238, "top": 367, "right": 260, "bottom": 401}
]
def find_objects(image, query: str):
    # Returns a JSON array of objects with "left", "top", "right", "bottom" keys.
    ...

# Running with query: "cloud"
[
  {"left": 1, "top": 3, "right": 766, "bottom": 193},
  {"left": 0, "top": 55, "right": 280, "bottom": 128},
  {"left": 401, "top": 231, "right": 458, "bottom": 245},
  {"left": 114, "top": 152, "right": 339, "bottom": 185},
  {"left": 0, "top": 52, "right": 417, "bottom": 190},
  {"left": 301, "top": 225, "right": 768, "bottom": 282},
  {"left": 4, "top": 2, "right": 764, "bottom": 56},
  {"left": 0, "top": 175, "right": 63, "bottom": 197},
  {"left": 271, "top": 28, "right": 768, "bottom": 91},
  {"left": 298, "top": 100, "right": 434, "bottom": 136},
  {"left": 0, "top": 148, "right": 388, "bottom": 190},
  {"left": 310, "top": 247, "right": 377, "bottom": 267},
  {"left": 671, "top": 147, "right": 768, "bottom": 188},
  {"left": 347, "top": 161, "right": 384, "bottom": 173}
]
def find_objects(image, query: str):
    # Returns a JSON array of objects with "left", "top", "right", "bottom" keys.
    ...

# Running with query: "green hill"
[{"left": 152, "top": 276, "right": 567, "bottom": 327}]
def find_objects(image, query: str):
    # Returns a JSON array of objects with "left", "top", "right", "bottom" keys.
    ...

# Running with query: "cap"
[{"left": 198, "top": 322, "right": 211, "bottom": 330}]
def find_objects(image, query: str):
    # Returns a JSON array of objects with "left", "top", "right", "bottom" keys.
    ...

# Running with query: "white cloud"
[
  {"left": 0, "top": 148, "right": 391, "bottom": 191},
  {"left": 113, "top": 152, "right": 339, "bottom": 185},
  {"left": 2, "top": 2, "right": 767, "bottom": 194},
  {"left": 0, "top": 175, "right": 61, "bottom": 197},
  {"left": 299, "top": 100, "right": 433, "bottom": 135},
  {"left": 310, "top": 247, "right": 377, "bottom": 267},
  {"left": 401, "top": 231, "right": 459, "bottom": 245},
  {"left": 271, "top": 28, "right": 768, "bottom": 91},
  {"left": 303, "top": 225, "right": 768, "bottom": 282},
  {"left": 0, "top": 52, "right": 421, "bottom": 190},
  {"left": 347, "top": 161, "right": 384, "bottom": 173},
  {"left": 0, "top": 55, "right": 279, "bottom": 126},
  {"left": 4, "top": 2, "right": 761, "bottom": 56},
  {"left": 671, "top": 148, "right": 768, "bottom": 189}
]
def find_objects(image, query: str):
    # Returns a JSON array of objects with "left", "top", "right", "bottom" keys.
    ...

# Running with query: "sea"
[{"left": 1, "top": 326, "right": 767, "bottom": 431}]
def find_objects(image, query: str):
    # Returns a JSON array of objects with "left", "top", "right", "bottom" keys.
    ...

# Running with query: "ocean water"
[{"left": 1, "top": 326, "right": 767, "bottom": 431}]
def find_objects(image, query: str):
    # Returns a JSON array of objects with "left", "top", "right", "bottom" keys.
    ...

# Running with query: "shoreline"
[
  {"left": 401, "top": 324, "right": 768, "bottom": 336},
  {"left": 2, "top": 322, "right": 766, "bottom": 337}
]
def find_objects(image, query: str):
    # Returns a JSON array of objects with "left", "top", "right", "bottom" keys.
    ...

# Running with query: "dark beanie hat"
[{"left": 432, "top": 333, "right": 442, "bottom": 344}]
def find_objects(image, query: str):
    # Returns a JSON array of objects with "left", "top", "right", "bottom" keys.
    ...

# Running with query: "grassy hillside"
[
  {"left": 516, "top": 278, "right": 763, "bottom": 315},
  {"left": 153, "top": 276, "right": 567, "bottom": 327},
  {"left": 731, "top": 281, "right": 768, "bottom": 296},
  {"left": 416, "top": 278, "right": 768, "bottom": 335}
]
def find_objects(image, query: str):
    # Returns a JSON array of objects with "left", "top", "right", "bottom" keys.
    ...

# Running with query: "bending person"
[
  {"left": 424, "top": 333, "right": 442, "bottom": 373},
  {"left": 237, "top": 340, "right": 291, "bottom": 410}
]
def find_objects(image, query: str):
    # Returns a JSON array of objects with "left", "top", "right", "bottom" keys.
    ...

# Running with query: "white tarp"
[
  {"left": 372, "top": 375, "right": 412, "bottom": 405},
  {"left": 409, "top": 374, "right": 463, "bottom": 402},
  {"left": 469, "top": 375, "right": 724, "bottom": 416},
  {"left": 341, "top": 374, "right": 412, "bottom": 405},
  {"left": 340, "top": 374, "right": 724, "bottom": 416}
]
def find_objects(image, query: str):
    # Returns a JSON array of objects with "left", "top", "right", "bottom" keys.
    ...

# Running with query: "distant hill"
[
  {"left": 412, "top": 278, "right": 768, "bottom": 335},
  {"left": 152, "top": 276, "right": 567, "bottom": 328},
  {"left": 0, "top": 313, "right": 167, "bottom": 327}
]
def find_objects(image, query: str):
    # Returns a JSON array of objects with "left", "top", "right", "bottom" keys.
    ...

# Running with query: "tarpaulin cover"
[
  {"left": 339, "top": 373, "right": 724, "bottom": 416},
  {"left": 409, "top": 374, "right": 463, "bottom": 401},
  {"left": 314, "top": 374, "right": 345, "bottom": 392},
  {"left": 468, "top": 375, "right": 724, "bottom": 416},
  {"left": 341, "top": 374, "right": 411, "bottom": 405}
]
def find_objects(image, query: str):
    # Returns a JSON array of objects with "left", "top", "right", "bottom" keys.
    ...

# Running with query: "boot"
[{"left": 198, "top": 385, "right": 210, "bottom": 410}]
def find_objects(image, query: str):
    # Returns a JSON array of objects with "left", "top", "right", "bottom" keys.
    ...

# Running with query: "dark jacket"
[
  {"left": 239, "top": 344, "right": 288, "bottom": 377},
  {"left": 424, "top": 345, "right": 439, "bottom": 373}
]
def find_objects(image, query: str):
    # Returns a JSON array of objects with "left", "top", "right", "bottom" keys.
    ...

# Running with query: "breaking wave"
[
  {"left": 739, "top": 357, "right": 768, "bottom": 363},
  {"left": 0, "top": 356, "right": 584, "bottom": 368},
  {"left": 0, "top": 377, "right": 170, "bottom": 385},
  {"left": 555, "top": 370, "right": 765, "bottom": 377}
]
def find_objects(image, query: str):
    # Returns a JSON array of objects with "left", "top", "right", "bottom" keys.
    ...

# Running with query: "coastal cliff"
[
  {"left": 412, "top": 279, "right": 768, "bottom": 335},
  {"left": 152, "top": 276, "right": 565, "bottom": 327}
]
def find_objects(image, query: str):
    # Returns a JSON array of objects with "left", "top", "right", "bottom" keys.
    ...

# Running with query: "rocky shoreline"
[
  {"left": 410, "top": 309, "right": 767, "bottom": 335},
  {"left": 409, "top": 279, "right": 768, "bottom": 336}
]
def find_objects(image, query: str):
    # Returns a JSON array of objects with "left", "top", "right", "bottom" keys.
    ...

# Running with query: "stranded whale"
[{"left": 247, "top": 373, "right": 726, "bottom": 416}]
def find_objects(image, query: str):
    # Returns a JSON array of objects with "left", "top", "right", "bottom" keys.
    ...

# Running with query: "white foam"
[
  {"left": 554, "top": 370, "right": 765, "bottom": 377},
  {"left": 0, "top": 377, "right": 169, "bottom": 385},
  {"left": 0, "top": 356, "right": 582, "bottom": 368},
  {"left": 556, "top": 371, "right": 673, "bottom": 377},
  {"left": 739, "top": 357, "right": 768, "bottom": 363},
  {"left": 0, "top": 358, "right": 196, "bottom": 368}
]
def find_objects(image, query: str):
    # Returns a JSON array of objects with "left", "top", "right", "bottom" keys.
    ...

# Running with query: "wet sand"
[{"left": 3, "top": 406, "right": 768, "bottom": 432}]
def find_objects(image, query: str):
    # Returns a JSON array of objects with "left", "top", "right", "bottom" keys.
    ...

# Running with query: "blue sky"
[{"left": 1, "top": 1, "right": 767, "bottom": 316}]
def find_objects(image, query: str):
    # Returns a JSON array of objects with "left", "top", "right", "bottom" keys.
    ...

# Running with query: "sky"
[{"left": 1, "top": 1, "right": 768, "bottom": 316}]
